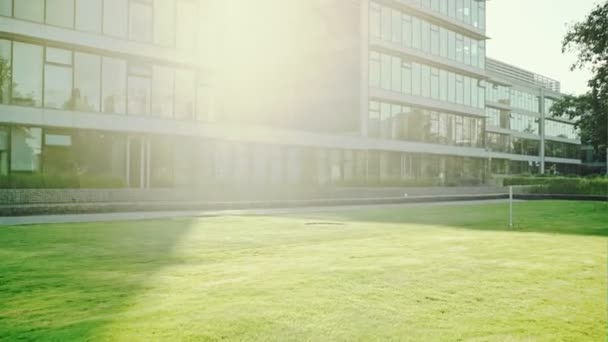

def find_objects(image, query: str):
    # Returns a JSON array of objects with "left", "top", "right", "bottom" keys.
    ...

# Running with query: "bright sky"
[{"left": 486, "top": 0, "right": 599, "bottom": 95}]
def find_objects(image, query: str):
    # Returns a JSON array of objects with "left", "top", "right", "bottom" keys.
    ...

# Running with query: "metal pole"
[
  {"left": 539, "top": 88, "right": 546, "bottom": 175},
  {"left": 509, "top": 186, "right": 513, "bottom": 228}
]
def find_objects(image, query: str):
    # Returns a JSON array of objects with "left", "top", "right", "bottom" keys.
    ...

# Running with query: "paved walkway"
[{"left": 0, "top": 199, "right": 513, "bottom": 226}]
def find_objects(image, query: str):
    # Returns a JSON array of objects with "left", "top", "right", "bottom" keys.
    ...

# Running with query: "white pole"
[{"left": 509, "top": 186, "right": 513, "bottom": 228}]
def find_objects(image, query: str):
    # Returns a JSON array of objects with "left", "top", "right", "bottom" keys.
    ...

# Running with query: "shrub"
[{"left": 503, "top": 176, "right": 608, "bottom": 196}]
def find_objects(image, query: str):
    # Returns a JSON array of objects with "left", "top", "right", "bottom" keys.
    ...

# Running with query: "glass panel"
[
  {"left": 73, "top": 52, "right": 101, "bottom": 112},
  {"left": 411, "top": 62, "right": 421, "bottom": 96},
  {"left": 196, "top": 83, "right": 212, "bottom": 122},
  {"left": 128, "top": 75, "right": 151, "bottom": 115},
  {"left": 152, "top": 66, "right": 174, "bottom": 118},
  {"left": 12, "top": 42, "right": 43, "bottom": 107},
  {"left": 174, "top": 69, "right": 195, "bottom": 120},
  {"left": 391, "top": 56, "right": 401, "bottom": 93},
  {"left": 46, "top": 47, "right": 72, "bottom": 65},
  {"left": 102, "top": 57, "right": 127, "bottom": 114},
  {"left": 381, "top": 5, "right": 391, "bottom": 41},
  {"left": 129, "top": 1, "right": 152, "bottom": 42},
  {"left": 15, "top": 0, "right": 44, "bottom": 22},
  {"left": 44, "top": 64, "right": 73, "bottom": 109},
  {"left": 0, "top": 39, "right": 11, "bottom": 104},
  {"left": 380, "top": 53, "right": 391, "bottom": 90},
  {"left": 369, "top": 51, "right": 380, "bottom": 88},
  {"left": 176, "top": 0, "right": 196, "bottom": 50},
  {"left": 76, "top": 0, "right": 102, "bottom": 33},
  {"left": 46, "top": 0, "right": 74, "bottom": 28},
  {"left": 154, "top": 0, "right": 175, "bottom": 47},
  {"left": 10, "top": 127, "right": 42, "bottom": 172},
  {"left": 0, "top": 0, "right": 12, "bottom": 16},
  {"left": 104, "top": 0, "right": 128, "bottom": 38}
]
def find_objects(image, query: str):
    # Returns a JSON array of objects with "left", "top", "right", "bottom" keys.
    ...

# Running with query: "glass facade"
[
  {"left": 370, "top": 2, "right": 486, "bottom": 69},
  {"left": 0, "top": 39, "right": 208, "bottom": 121},
  {"left": 1, "top": 0, "right": 197, "bottom": 49},
  {"left": 369, "top": 101, "right": 484, "bottom": 147},
  {"left": 370, "top": 51, "right": 485, "bottom": 109}
]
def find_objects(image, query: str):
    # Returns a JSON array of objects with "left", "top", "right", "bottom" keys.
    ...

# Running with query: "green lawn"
[{"left": 0, "top": 201, "right": 606, "bottom": 341}]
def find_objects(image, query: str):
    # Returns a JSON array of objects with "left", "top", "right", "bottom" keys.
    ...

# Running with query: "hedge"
[{"left": 503, "top": 176, "right": 608, "bottom": 196}]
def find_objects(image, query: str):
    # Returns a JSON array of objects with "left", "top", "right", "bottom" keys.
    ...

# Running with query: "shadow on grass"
[
  {"left": 287, "top": 201, "right": 608, "bottom": 237},
  {"left": 0, "top": 218, "right": 197, "bottom": 341}
]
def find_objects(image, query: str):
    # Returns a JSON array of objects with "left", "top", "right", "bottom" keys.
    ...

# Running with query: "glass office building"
[
  {"left": 485, "top": 58, "right": 581, "bottom": 175},
  {"left": 0, "top": 0, "right": 580, "bottom": 189}
]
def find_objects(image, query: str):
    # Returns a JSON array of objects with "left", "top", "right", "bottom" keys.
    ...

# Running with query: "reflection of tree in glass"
[
  {"left": 64, "top": 88, "right": 95, "bottom": 112},
  {"left": 0, "top": 56, "right": 11, "bottom": 104}
]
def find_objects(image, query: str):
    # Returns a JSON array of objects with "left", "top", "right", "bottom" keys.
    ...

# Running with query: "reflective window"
[
  {"left": 411, "top": 62, "right": 420, "bottom": 96},
  {"left": 44, "top": 48, "right": 73, "bottom": 109},
  {"left": 0, "top": 39, "right": 11, "bottom": 104},
  {"left": 402, "top": 14, "right": 411, "bottom": 47},
  {"left": 104, "top": 0, "right": 128, "bottom": 38},
  {"left": 76, "top": 0, "right": 102, "bottom": 33},
  {"left": 412, "top": 17, "right": 420, "bottom": 49},
  {"left": 430, "top": 68, "right": 439, "bottom": 100},
  {"left": 174, "top": 69, "right": 195, "bottom": 120},
  {"left": 152, "top": 66, "right": 174, "bottom": 118},
  {"left": 102, "top": 57, "right": 127, "bottom": 114},
  {"left": 196, "top": 82, "right": 213, "bottom": 122},
  {"left": 380, "top": 53, "right": 391, "bottom": 90},
  {"left": 369, "top": 51, "right": 380, "bottom": 88},
  {"left": 46, "top": 0, "right": 74, "bottom": 28},
  {"left": 10, "top": 127, "right": 42, "bottom": 172},
  {"left": 391, "top": 9, "right": 401, "bottom": 44},
  {"left": 0, "top": 0, "right": 12, "bottom": 16},
  {"left": 369, "top": 3, "right": 380, "bottom": 39},
  {"left": 15, "top": 0, "right": 44, "bottom": 22},
  {"left": 129, "top": 0, "right": 152, "bottom": 43},
  {"left": 12, "top": 42, "right": 43, "bottom": 107},
  {"left": 380, "top": 5, "right": 391, "bottom": 41},
  {"left": 391, "top": 56, "right": 401, "bottom": 93},
  {"left": 439, "top": 69, "right": 447, "bottom": 102},
  {"left": 430, "top": 25, "right": 439, "bottom": 56},
  {"left": 154, "top": 0, "right": 175, "bottom": 47},
  {"left": 128, "top": 64, "right": 151, "bottom": 115},
  {"left": 74, "top": 52, "right": 101, "bottom": 112},
  {"left": 421, "top": 64, "right": 430, "bottom": 98},
  {"left": 401, "top": 61, "right": 411, "bottom": 94},
  {"left": 176, "top": 0, "right": 196, "bottom": 50}
]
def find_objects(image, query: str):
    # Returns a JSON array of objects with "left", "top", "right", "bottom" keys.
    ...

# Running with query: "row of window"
[
  {"left": 370, "top": 51, "right": 485, "bottom": 109},
  {"left": 369, "top": 100, "right": 484, "bottom": 148},
  {"left": 545, "top": 119, "right": 578, "bottom": 140},
  {"left": 370, "top": 2, "right": 486, "bottom": 69},
  {"left": 0, "top": 39, "right": 214, "bottom": 121},
  {"left": 0, "top": 125, "right": 496, "bottom": 187},
  {"left": 0, "top": 0, "right": 197, "bottom": 49},
  {"left": 510, "top": 89, "right": 541, "bottom": 113},
  {"left": 486, "top": 108, "right": 578, "bottom": 140},
  {"left": 417, "top": 0, "right": 486, "bottom": 30},
  {"left": 485, "top": 83, "right": 511, "bottom": 105},
  {"left": 486, "top": 83, "right": 564, "bottom": 115},
  {"left": 486, "top": 132, "right": 579, "bottom": 159}
]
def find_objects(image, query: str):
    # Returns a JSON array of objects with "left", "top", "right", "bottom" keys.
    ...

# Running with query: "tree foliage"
[{"left": 551, "top": 1, "right": 608, "bottom": 161}]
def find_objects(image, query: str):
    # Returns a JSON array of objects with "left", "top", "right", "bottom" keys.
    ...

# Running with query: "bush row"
[{"left": 503, "top": 176, "right": 608, "bottom": 196}]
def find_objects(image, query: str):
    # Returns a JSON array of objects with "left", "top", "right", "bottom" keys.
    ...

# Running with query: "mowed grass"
[{"left": 0, "top": 201, "right": 606, "bottom": 341}]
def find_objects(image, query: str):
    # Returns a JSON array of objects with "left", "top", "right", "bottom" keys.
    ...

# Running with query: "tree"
[{"left": 551, "top": 1, "right": 608, "bottom": 164}]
